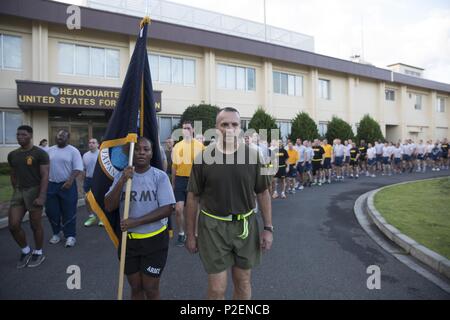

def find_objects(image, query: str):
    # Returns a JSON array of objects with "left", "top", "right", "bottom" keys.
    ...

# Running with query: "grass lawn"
[
  {"left": 374, "top": 177, "right": 450, "bottom": 260},
  {"left": 0, "top": 175, "right": 12, "bottom": 202}
]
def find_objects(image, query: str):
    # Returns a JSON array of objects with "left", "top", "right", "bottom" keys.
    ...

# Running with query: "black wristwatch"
[{"left": 264, "top": 226, "right": 274, "bottom": 233}]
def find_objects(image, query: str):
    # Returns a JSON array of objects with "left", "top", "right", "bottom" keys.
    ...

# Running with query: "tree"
[
  {"left": 178, "top": 104, "right": 220, "bottom": 132},
  {"left": 248, "top": 107, "right": 278, "bottom": 142},
  {"left": 356, "top": 114, "right": 384, "bottom": 144},
  {"left": 290, "top": 111, "right": 319, "bottom": 141},
  {"left": 325, "top": 116, "right": 355, "bottom": 142}
]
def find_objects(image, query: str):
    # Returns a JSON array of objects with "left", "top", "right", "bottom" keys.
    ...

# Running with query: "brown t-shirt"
[
  {"left": 7, "top": 146, "right": 49, "bottom": 189},
  {"left": 187, "top": 143, "right": 270, "bottom": 217}
]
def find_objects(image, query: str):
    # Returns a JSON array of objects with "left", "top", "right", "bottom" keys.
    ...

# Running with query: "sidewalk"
[{"left": 0, "top": 175, "right": 86, "bottom": 219}]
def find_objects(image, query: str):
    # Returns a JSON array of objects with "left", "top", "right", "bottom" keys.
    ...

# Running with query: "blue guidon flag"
[{"left": 87, "top": 17, "right": 163, "bottom": 248}]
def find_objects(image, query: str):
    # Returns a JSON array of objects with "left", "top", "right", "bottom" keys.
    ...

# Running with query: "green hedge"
[{"left": 0, "top": 163, "right": 11, "bottom": 175}]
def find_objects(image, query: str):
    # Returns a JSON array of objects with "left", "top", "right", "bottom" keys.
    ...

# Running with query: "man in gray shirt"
[
  {"left": 83, "top": 138, "right": 101, "bottom": 227},
  {"left": 46, "top": 129, "right": 83, "bottom": 248}
]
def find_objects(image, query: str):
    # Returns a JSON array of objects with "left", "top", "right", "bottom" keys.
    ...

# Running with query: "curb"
[
  {"left": 366, "top": 177, "right": 450, "bottom": 280},
  {"left": 0, "top": 198, "right": 86, "bottom": 230}
]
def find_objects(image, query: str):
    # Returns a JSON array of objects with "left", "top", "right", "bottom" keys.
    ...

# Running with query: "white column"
[
  {"left": 377, "top": 81, "right": 386, "bottom": 137},
  {"left": 308, "top": 68, "right": 318, "bottom": 121},
  {"left": 31, "top": 21, "right": 48, "bottom": 81},
  {"left": 399, "top": 85, "right": 408, "bottom": 140},
  {"left": 262, "top": 59, "right": 273, "bottom": 114},
  {"left": 346, "top": 75, "right": 354, "bottom": 125},
  {"left": 429, "top": 91, "right": 437, "bottom": 141},
  {"left": 203, "top": 49, "right": 216, "bottom": 105}
]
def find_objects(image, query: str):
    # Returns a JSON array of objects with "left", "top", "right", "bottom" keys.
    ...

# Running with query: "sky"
[
  {"left": 63, "top": 0, "right": 450, "bottom": 84},
  {"left": 167, "top": 0, "right": 450, "bottom": 84}
]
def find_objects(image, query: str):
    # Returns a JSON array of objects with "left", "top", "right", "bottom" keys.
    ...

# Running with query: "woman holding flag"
[{"left": 105, "top": 137, "right": 175, "bottom": 300}]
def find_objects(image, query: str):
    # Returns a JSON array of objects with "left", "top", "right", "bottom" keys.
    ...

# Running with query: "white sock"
[
  {"left": 33, "top": 249, "right": 43, "bottom": 255},
  {"left": 21, "top": 246, "right": 31, "bottom": 254}
]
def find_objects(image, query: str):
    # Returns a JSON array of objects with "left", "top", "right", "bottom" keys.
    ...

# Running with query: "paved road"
[{"left": 1, "top": 171, "right": 449, "bottom": 300}]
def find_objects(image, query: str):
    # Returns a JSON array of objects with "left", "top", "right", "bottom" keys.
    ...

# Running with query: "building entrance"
[{"left": 49, "top": 110, "right": 110, "bottom": 155}]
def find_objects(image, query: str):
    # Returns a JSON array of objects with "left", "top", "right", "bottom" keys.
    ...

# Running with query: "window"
[
  {"left": 159, "top": 56, "right": 171, "bottom": 82},
  {"left": 1, "top": 34, "right": 22, "bottom": 70},
  {"left": 385, "top": 89, "right": 395, "bottom": 101},
  {"left": 148, "top": 54, "right": 196, "bottom": 85},
  {"left": 273, "top": 71, "right": 303, "bottom": 96},
  {"left": 105, "top": 49, "right": 119, "bottom": 78},
  {"left": 405, "top": 70, "right": 421, "bottom": 77},
  {"left": 149, "top": 54, "right": 159, "bottom": 81},
  {"left": 58, "top": 42, "right": 120, "bottom": 78},
  {"left": 318, "top": 121, "right": 328, "bottom": 136},
  {"left": 75, "top": 45, "right": 89, "bottom": 75},
  {"left": 318, "top": 79, "right": 330, "bottom": 99},
  {"left": 171, "top": 58, "right": 183, "bottom": 84},
  {"left": 437, "top": 97, "right": 445, "bottom": 113},
  {"left": 276, "top": 121, "right": 292, "bottom": 139},
  {"left": 247, "top": 68, "right": 256, "bottom": 91},
  {"left": 217, "top": 63, "right": 256, "bottom": 91},
  {"left": 0, "top": 111, "right": 23, "bottom": 145},
  {"left": 414, "top": 94, "right": 422, "bottom": 110},
  {"left": 240, "top": 119, "right": 250, "bottom": 131},
  {"left": 59, "top": 43, "right": 74, "bottom": 74},
  {"left": 236, "top": 67, "right": 245, "bottom": 90},
  {"left": 158, "top": 116, "right": 180, "bottom": 143},
  {"left": 183, "top": 59, "right": 195, "bottom": 85}
]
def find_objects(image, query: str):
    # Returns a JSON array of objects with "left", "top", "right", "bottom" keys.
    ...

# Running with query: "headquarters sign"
[{"left": 16, "top": 80, "right": 161, "bottom": 112}]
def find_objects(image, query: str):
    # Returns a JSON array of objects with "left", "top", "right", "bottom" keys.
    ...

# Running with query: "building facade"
[{"left": 0, "top": 0, "right": 449, "bottom": 162}]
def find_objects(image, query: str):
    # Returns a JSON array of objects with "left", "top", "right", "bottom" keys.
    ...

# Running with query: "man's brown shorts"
[
  {"left": 197, "top": 212, "right": 261, "bottom": 274},
  {"left": 10, "top": 186, "right": 41, "bottom": 212}
]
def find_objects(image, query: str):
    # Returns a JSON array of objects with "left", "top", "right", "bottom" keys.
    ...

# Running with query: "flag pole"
[
  {"left": 117, "top": 141, "right": 135, "bottom": 300},
  {"left": 117, "top": 15, "right": 151, "bottom": 301}
]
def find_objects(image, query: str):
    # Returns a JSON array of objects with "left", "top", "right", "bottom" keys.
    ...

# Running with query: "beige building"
[{"left": 0, "top": 0, "right": 449, "bottom": 162}]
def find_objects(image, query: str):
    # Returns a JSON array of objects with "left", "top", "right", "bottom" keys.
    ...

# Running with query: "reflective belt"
[
  {"left": 128, "top": 225, "right": 167, "bottom": 239},
  {"left": 201, "top": 209, "right": 253, "bottom": 240}
]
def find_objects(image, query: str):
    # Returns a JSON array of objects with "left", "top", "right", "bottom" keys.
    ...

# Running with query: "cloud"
[{"left": 100, "top": 0, "right": 450, "bottom": 84}]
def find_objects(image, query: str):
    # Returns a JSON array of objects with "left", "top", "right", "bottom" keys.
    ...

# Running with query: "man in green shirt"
[
  {"left": 185, "top": 107, "right": 273, "bottom": 300},
  {"left": 7, "top": 125, "right": 49, "bottom": 268}
]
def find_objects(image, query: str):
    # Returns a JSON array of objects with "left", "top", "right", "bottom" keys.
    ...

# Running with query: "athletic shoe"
[
  {"left": 281, "top": 192, "right": 286, "bottom": 199},
  {"left": 49, "top": 234, "right": 61, "bottom": 244},
  {"left": 17, "top": 252, "right": 32, "bottom": 269},
  {"left": 65, "top": 237, "right": 76, "bottom": 248},
  {"left": 98, "top": 220, "right": 104, "bottom": 227},
  {"left": 176, "top": 234, "right": 186, "bottom": 247},
  {"left": 365, "top": 172, "right": 370, "bottom": 177},
  {"left": 327, "top": 179, "right": 331, "bottom": 184},
  {"left": 272, "top": 191, "right": 279, "bottom": 199},
  {"left": 291, "top": 189, "right": 296, "bottom": 194},
  {"left": 318, "top": 182, "right": 322, "bottom": 186},
  {"left": 355, "top": 175, "right": 359, "bottom": 179},
  {"left": 296, "top": 185, "right": 304, "bottom": 190},
  {"left": 432, "top": 168, "right": 436, "bottom": 171},
  {"left": 84, "top": 215, "right": 97, "bottom": 227},
  {"left": 27, "top": 254, "right": 46, "bottom": 268},
  {"left": 371, "top": 174, "right": 376, "bottom": 178},
  {"left": 436, "top": 168, "right": 440, "bottom": 171}
]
